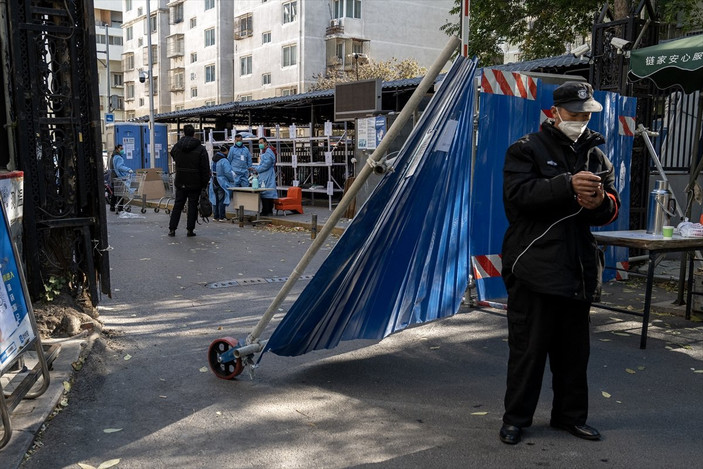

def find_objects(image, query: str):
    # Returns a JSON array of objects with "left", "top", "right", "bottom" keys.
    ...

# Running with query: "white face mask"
[{"left": 555, "top": 108, "right": 589, "bottom": 142}]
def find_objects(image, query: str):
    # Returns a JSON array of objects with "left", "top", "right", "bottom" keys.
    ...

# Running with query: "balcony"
[{"left": 326, "top": 19, "right": 344, "bottom": 36}]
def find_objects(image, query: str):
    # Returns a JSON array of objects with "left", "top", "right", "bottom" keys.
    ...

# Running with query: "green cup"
[{"left": 662, "top": 225, "right": 674, "bottom": 238}]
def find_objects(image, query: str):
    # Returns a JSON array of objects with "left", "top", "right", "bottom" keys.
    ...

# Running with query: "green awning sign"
[{"left": 629, "top": 35, "right": 703, "bottom": 94}]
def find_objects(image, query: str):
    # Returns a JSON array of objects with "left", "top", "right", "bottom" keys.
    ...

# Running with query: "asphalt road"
[{"left": 13, "top": 210, "right": 703, "bottom": 468}]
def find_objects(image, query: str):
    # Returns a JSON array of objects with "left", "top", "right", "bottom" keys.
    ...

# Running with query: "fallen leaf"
[
  {"left": 60, "top": 398, "right": 69, "bottom": 407},
  {"left": 139, "top": 258, "right": 151, "bottom": 261},
  {"left": 97, "top": 460, "right": 121, "bottom": 469},
  {"left": 599, "top": 338, "right": 612, "bottom": 342},
  {"left": 612, "top": 332, "right": 629, "bottom": 337},
  {"left": 199, "top": 367, "right": 208, "bottom": 372},
  {"left": 601, "top": 391, "right": 611, "bottom": 398},
  {"left": 471, "top": 411, "right": 488, "bottom": 416},
  {"left": 63, "top": 381, "right": 71, "bottom": 392},
  {"left": 429, "top": 346, "right": 440, "bottom": 350},
  {"left": 216, "top": 411, "right": 222, "bottom": 415},
  {"left": 159, "top": 395, "right": 167, "bottom": 399},
  {"left": 123, "top": 354, "right": 132, "bottom": 361},
  {"left": 638, "top": 366, "right": 646, "bottom": 370},
  {"left": 217, "top": 326, "right": 223, "bottom": 330},
  {"left": 77, "top": 464, "right": 96, "bottom": 469},
  {"left": 695, "top": 370, "right": 703, "bottom": 374},
  {"left": 159, "top": 378, "right": 166, "bottom": 382},
  {"left": 103, "top": 428, "right": 122, "bottom": 433},
  {"left": 176, "top": 275, "right": 182, "bottom": 279},
  {"left": 625, "top": 368, "right": 636, "bottom": 374}
]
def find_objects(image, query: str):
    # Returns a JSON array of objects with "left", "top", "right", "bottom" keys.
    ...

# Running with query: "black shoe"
[
  {"left": 109, "top": 207, "right": 116, "bottom": 212},
  {"left": 168, "top": 230, "right": 175, "bottom": 237},
  {"left": 550, "top": 421, "right": 601, "bottom": 441},
  {"left": 187, "top": 230, "right": 196, "bottom": 237},
  {"left": 499, "top": 424, "right": 521, "bottom": 445}
]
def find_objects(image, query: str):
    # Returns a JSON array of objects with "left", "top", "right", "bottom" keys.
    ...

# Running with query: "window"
[
  {"left": 112, "top": 73, "right": 123, "bottom": 87},
  {"left": 190, "top": 52, "right": 198, "bottom": 63},
  {"left": 283, "top": 1, "right": 297, "bottom": 24},
  {"left": 205, "top": 28, "right": 215, "bottom": 47},
  {"left": 146, "top": 14, "right": 157, "bottom": 34},
  {"left": 167, "top": 34, "right": 184, "bottom": 57},
  {"left": 235, "top": 13, "right": 253, "bottom": 39},
  {"left": 191, "top": 87, "right": 198, "bottom": 98},
  {"left": 333, "top": 0, "right": 361, "bottom": 19},
  {"left": 239, "top": 95, "right": 252, "bottom": 102},
  {"left": 240, "top": 55, "right": 252, "bottom": 76},
  {"left": 145, "top": 79, "right": 158, "bottom": 95},
  {"left": 336, "top": 43, "right": 344, "bottom": 61},
  {"left": 205, "top": 64, "right": 216, "bottom": 83},
  {"left": 143, "top": 45, "right": 157, "bottom": 65},
  {"left": 126, "top": 26, "right": 133, "bottom": 41},
  {"left": 205, "top": 0, "right": 215, "bottom": 10},
  {"left": 97, "top": 34, "right": 106, "bottom": 45},
  {"left": 262, "top": 31, "right": 271, "bottom": 44},
  {"left": 190, "top": 17, "right": 197, "bottom": 28},
  {"left": 125, "top": 82, "right": 135, "bottom": 99},
  {"left": 281, "top": 87, "right": 297, "bottom": 96},
  {"left": 110, "top": 96, "right": 124, "bottom": 111},
  {"left": 170, "top": 68, "right": 185, "bottom": 91},
  {"left": 174, "top": 105, "right": 184, "bottom": 111},
  {"left": 205, "top": 100, "right": 216, "bottom": 106},
  {"left": 123, "top": 53, "right": 135, "bottom": 70},
  {"left": 352, "top": 40, "right": 364, "bottom": 54},
  {"left": 282, "top": 44, "right": 297, "bottom": 67},
  {"left": 109, "top": 35, "right": 123, "bottom": 46},
  {"left": 170, "top": 3, "right": 184, "bottom": 24},
  {"left": 139, "top": 97, "right": 144, "bottom": 106},
  {"left": 126, "top": 111, "right": 136, "bottom": 120},
  {"left": 190, "top": 72, "right": 196, "bottom": 80},
  {"left": 346, "top": 0, "right": 361, "bottom": 18},
  {"left": 262, "top": 73, "right": 271, "bottom": 85},
  {"left": 126, "top": 0, "right": 132, "bottom": 11}
]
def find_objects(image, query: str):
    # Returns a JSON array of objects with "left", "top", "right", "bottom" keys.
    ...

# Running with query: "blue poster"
[{"left": 0, "top": 200, "right": 34, "bottom": 373}]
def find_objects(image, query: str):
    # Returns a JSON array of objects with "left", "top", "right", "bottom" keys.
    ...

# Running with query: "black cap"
[{"left": 553, "top": 81, "right": 603, "bottom": 112}]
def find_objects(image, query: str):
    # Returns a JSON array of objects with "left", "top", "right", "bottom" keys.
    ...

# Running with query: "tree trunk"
[{"left": 614, "top": 0, "right": 630, "bottom": 19}]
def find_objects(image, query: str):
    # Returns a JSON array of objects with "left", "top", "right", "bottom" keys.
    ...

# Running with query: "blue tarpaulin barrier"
[
  {"left": 262, "top": 57, "right": 479, "bottom": 357},
  {"left": 470, "top": 73, "right": 637, "bottom": 303}
]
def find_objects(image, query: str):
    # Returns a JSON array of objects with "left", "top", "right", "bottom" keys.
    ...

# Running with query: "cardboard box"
[{"left": 136, "top": 168, "right": 165, "bottom": 200}]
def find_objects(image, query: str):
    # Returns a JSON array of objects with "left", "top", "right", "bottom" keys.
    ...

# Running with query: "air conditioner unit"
[{"left": 330, "top": 19, "right": 340, "bottom": 27}]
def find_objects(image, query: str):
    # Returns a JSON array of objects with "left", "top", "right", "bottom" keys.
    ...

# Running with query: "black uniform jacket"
[
  {"left": 501, "top": 121, "right": 621, "bottom": 303},
  {"left": 170, "top": 136, "right": 211, "bottom": 190}
]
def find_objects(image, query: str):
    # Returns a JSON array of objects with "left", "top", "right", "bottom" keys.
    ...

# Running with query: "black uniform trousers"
[
  {"left": 503, "top": 279, "right": 591, "bottom": 429},
  {"left": 169, "top": 187, "right": 200, "bottom": 232}
]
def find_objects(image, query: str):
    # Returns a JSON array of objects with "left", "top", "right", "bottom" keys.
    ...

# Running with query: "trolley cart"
[
  {"left": 155, "top": 173, "right": 176, "bottom": 214},
  {"left": 206, "top": 36, "right": 459, "bottom": 379},
  {"left": 112, "top": 172, "right": 147, "bottom": 214}
]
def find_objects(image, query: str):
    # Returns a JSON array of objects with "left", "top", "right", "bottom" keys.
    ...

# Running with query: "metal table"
[{"left": 593, "top": 230, "right": 703, "bottom": 349}]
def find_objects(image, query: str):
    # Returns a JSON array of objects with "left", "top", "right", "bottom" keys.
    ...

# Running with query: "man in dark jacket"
[
  {"left": 168, "top": 124, "right": 210, "bottom": 237},
  {"left": 499, "top": 82, "right": 621, "bottom": 445}
]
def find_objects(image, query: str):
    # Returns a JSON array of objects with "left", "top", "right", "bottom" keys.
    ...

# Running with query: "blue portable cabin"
[{"left": 111, "top": 123, "right": 169, "bottom": 173}]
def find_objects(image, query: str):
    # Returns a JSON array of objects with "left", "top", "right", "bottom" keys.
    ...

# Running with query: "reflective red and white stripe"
[
  {"left": 616, "top": 261, "right": 629, "bottom": 280},
  {"left": 472, "top": 254, "right": 502, "bottom": 279},
  {"left": 481, "top": 70, "right": 537, "bottom": 100},
  {"left": 540, "top": 108, "right": 554, "bottom": 125},
  {"left": 619, "top": 116, "right": 636, "bottom": 136}
]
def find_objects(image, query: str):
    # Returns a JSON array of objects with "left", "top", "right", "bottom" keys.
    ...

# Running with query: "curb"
[{"left": 2, "top": 332, "right": 99, "bottom": 469}]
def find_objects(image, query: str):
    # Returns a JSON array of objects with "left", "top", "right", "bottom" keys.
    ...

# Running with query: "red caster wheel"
[{"left": 207, "top": 337, "right": 244, "bottom": 379}]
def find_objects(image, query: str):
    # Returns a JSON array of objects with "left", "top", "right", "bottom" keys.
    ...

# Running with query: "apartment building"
[
  {"left": 95, "top": 0, "right": 125, "bottom": 137},
  {"left": 122, "top": 0, "right": 453, "bottom": 118}
]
